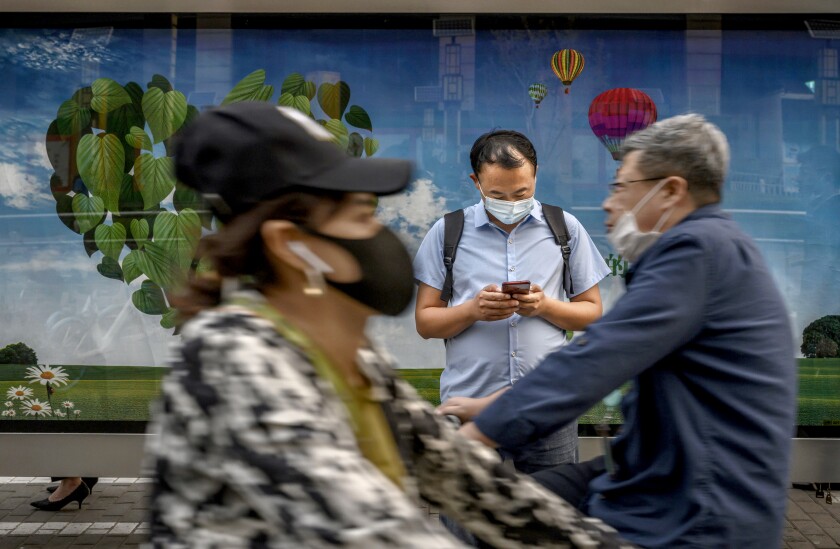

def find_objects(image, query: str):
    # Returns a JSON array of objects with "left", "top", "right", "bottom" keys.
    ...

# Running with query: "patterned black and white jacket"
[{"left": 146, "top": 297, "right": 632, "bottom": 548}]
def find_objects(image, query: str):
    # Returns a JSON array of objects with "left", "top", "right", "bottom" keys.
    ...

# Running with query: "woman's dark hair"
[
  {"left": 169, "top": 190, "right": 342, "bottom": 321},
  {"left": 469, "top": 130, "right": 538, "bottom": 176}
]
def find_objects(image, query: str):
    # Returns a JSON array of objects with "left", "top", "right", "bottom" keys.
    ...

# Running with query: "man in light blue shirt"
[{"left": 413, "top": 130, "right": 610, "bottom": 474}]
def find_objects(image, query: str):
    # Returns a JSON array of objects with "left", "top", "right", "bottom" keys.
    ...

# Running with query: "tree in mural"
[
  {"left": 801, "top": 315, "right": 840, "bottom": 358},
  {"left": 46, "top": 69, "right": 380, "bottom": 329},
  {"left": 0, "top": 342, "right": 38, "bottom": 365}
]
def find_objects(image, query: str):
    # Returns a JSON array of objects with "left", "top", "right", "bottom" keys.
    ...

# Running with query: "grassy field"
[
  {"left": 796, "top": 358, "right": 840, "bottom": 426},
  {"left": 1, "top": 365, "right": 165, "bottom": 421},
  {"left": 1, "top": 360, "right": 838, "bottom": 425}
]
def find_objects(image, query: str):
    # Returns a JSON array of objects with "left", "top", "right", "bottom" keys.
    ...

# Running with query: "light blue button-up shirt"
[{"left": 413, "top": 201, "right": 610, "bottom": 402}]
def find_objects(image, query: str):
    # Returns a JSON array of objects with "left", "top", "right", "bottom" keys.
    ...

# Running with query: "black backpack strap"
[
  {"left": 440, "top": 209, "right": 465, "bottom": 303},
  {"left": 541, "top": 204, "right": 574, "bottom": 296}
]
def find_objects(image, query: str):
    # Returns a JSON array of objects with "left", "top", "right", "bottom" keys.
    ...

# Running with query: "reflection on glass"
[{"left": 0, "top": 15, "right": 838, "bottom": 429}]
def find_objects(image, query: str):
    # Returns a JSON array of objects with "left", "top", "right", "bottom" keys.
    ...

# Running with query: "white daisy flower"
[
  {"left": 6, "top": 385, "right": 33, "bottom": 400},
  {"left": 4, "top": 401, "right": 13, "bottom": 408},
  {"left": 20, "top": 399, "right": 52, "bottom": 417},
  {"left": 25, "top": 365, "right": 70, "bottom": 386},
  {"left": 73, "top": 410, "right": 81, "bottom": 416},
  {"left": 2, "top": 410, "right": 16, "bottom": 417},
  {"left": 61, "top": 401, "right": 75, "bottom": 409},
  {"left": 54, "top": 411, "right": 66, "bottom": 418}
]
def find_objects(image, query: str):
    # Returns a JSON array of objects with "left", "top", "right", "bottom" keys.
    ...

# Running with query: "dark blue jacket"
[{"left": 475, "top": 204, "right": 797, "bottom": 548}]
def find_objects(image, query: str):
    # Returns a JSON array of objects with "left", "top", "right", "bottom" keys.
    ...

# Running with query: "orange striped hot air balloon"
[{"left": 551, "top": 49, "right": 585, "bottom": 94}]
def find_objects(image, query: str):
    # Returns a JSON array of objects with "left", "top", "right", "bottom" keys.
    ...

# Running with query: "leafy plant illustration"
[{"left": 46, "top": 69, "right": 379, "bottom": 329}]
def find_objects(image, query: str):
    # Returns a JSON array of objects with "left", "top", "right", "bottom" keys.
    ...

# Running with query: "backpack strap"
[
  {"left": 440, "top": 209, "right": 465, "bottom": 303},
  {"left": 541, "top": 204, "right": 574, "bottom": 296}
]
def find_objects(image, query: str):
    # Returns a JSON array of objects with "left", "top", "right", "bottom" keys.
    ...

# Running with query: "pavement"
[{"left": 0, "top": 478, "right": 839, "bottom": 547}]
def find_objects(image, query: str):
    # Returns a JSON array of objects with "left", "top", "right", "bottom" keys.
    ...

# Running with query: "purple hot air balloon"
[{"left": 588, "top": 88, "right": 658, "bottom": 160}]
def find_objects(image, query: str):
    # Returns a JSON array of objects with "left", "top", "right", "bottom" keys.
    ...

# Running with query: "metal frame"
[
  {"left": 1, "top": 434, "right": 835, "bottom": 482},
  {"left": 1, "top": 0, "right": 840, "bottom": 13}
]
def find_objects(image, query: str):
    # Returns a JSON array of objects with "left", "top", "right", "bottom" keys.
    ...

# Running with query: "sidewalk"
[{"left": 0, "top": 478, "right": 839, "bottom": 547}]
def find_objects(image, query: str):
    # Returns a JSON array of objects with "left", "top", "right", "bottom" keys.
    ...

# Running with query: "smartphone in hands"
[{"left": 501, "top": 280, "right": 531, "bottom": 295}]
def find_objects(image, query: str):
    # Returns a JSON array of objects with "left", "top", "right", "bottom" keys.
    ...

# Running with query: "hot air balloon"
[
  {"left": 588, "top": 88, "right": 658, "bottom": 160},
  {"left": 550, "top": 49, "right": 585, "bottom": 94},
  {"left": 528, "top": 83, "right": 548, "bottom": 108}
]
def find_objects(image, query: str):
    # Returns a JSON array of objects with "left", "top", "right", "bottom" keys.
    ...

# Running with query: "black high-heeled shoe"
[
  {"left": 31, "top": 481, "right": 90, "bottom": 511},
  {"left": 47, "top": 477, "right": 98, "bottom": 494}
]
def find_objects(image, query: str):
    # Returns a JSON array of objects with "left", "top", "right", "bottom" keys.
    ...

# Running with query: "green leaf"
[
  {"left": 118, "top": 172, "right": 143, "bottom": 212},
  {"left": 134, "top": 154, "right": 176, "bottom": 210},
  {"left": 317, "top": 81, "right": 351, "bottom": 120},
  {"left": 293, "top": 95, "right": 311, "bottom": 116},
  {"left": 345, "top": 105, "right": 372, "bottom": 132},
  {"left": 134, "top": 241, "right": 181, "bottom": 289},
  {"left": 324, "top": 119, "right": 350, "bottom": 150},
  {"left": 94, "top": 223, "right": 127, "bottom": 261},
  {"left": 147, "top": 74, "right": 173, "bottom": 93},
  {"left": 278, "top": 93, "right": 311, "bottom": 116},
  {"left": 122, "top": 250, "right": 143, "bottom": 284},
  {"left": 55, "top": 194, "right": 80, "bottom": 233},
  {"left": 278, "top": 92, "right": 294, "bottom": 107},
  {"left": 93, "top": 104, "right": 144, "bottom": 173},
  {"left": 97, "top": 256, "right": 124, "bottom": 281},
  {"left": 222, "top": 69, "right": 274, "bottom": 105},
  {"left": 130, "top": 218, "right": 150, "bottom": 245},
  {"left": 83, "top": 228, "right": 99, "bottom": 257},
  {"left": 132, "top": 280, "right": 168, "bottom": 315},
  {"left": 347, "top": 132, "right": 364, "bottom": 158},
  {"left": 56, "top": 99, "right": 92, "bottom": 136},
  {"left": 364, "top": 136, "right": 379, "bottom": 157},
  {"left": 71, "top": 194, "right": 105, "bottom": 234},
  {"left": 173, "top": 183, "right": 213, "bottom": 229},
  {"left": 160, "top": 307, "right": 178, "bottom": 329},
  {"left": 76, "top": 132, "right": 124, "bottom": 213},
  {"left": 142, "top": 88, "right": 187, "bottom": 144},
  {"left": 281, "top": 73, "right": 316, "bottom": 99},
  {"left": 50, "top": 173, "right": 71, "bottom": 199},
  {"left": 124, "top": 82, "right": 144, "bottom": 109},
  {"left": 46, "top": 120, "right": 72, "bottom": 178},
  {"left": 255, "top": 84, "right": 275, "bottom": 102},
  {"left": 72, "top": 87, "right": 94, "bottom": 109},
  {"left": 91, "top": 78, "right": 133, "bottom": 113},
  {"left": 125, "top": 126, "right": 153, "bottom": 151},
  {"left": 153, "top": 209, "right": 202, "bottom": 271}
]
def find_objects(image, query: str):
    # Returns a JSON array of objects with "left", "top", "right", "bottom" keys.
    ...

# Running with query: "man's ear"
[
  {"left": 469, "top": 173, "right": 480, "bottom": 190},
  {"left": 260, "top": 220, "right": 309, "bottom": 272},
  {"left": 663, "top": 176, "right": 690, "bottom": 206}
]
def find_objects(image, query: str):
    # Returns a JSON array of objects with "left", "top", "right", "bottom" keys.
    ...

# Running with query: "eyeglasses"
[{"left": 608, "top": 176, "right": 667, "bottom": 194}]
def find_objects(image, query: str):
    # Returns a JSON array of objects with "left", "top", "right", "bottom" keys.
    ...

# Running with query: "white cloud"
[
  {"left": 377, "top": 178, "right": 448, "bottom": 251},
  {"left": 29, "top": 140, "right": 54, "bottom": 172},
  {"left": 0, "top": 162, "right": 52, "bottom": 209},
  {"left": 0, "top": 247, "right": 92, "bottom": 273}
]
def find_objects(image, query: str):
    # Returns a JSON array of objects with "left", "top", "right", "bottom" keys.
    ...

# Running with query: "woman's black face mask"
[{"left": 307, "top": 226, "right": 415, "bottom": 317}]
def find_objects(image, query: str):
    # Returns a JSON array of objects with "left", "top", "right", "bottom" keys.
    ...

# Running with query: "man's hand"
[
  {"left": 458, "top": 421, "right": 499, "bottom": 448},
  {"left": 513, "top": 283, "right": 548, "bottom": 317},
  {"left": 472, "top": 284, "right": 519, "bottom": 321},
  {"left": 436, "top": 387, "right": 509, "bottom": 423}
]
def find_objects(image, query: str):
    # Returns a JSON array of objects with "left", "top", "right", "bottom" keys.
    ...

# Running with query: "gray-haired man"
[{"left": 440, "top": 114, "right": 797, "bottom": 549}]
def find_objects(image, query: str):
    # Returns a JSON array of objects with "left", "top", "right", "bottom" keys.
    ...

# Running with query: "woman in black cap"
[{"left": 145, "top": 102, "right": 628, "bottom": 548}]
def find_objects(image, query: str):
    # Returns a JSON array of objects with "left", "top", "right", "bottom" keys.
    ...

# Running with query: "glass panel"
[{"left": 0, "top": 14, "right": 837, "bottom": 434}]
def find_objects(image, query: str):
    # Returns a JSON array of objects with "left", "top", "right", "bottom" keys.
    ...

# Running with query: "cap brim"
[{"left": 304, "top": 156, "right": 413, "bottom": 196}]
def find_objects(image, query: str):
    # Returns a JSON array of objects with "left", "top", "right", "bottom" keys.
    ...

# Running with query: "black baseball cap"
[{"left": 174, "top": 101, "right": 413, "bottom": 220}]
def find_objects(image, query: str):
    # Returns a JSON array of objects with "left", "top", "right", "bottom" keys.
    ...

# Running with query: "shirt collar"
[{"left": 472, "top": 199, "right": 544, "bottom": 228}]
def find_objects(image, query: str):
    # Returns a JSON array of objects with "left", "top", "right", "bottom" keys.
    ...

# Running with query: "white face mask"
[
  {"left": 478, "top": 182, "right": 535, "bottom": 225},
  {"left": 607, "top": 178, "right": 674, "bottom": 262}
]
